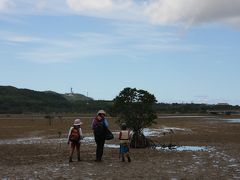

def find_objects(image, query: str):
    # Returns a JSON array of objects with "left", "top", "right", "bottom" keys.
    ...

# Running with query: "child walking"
[
  {"left": 67, "top": 119, "right": 83, "bottom": 162},
  {"left": 118, "top": 123, "right": 131, "bottom": 162}
]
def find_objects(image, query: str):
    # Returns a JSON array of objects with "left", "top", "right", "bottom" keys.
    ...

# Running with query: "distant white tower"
[{"left": 67, "top": 87, "right": 74, "bottom": 96}]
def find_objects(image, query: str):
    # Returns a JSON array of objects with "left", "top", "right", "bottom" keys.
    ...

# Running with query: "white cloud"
[
  {"left": 65, "top": 0, "right": 140, "bottom": 21},
  {"left": 12, "top": 28, "right": 205, "bottom": 64},
  {"left": 0, "top": 31, "right": 42, "bottom": 43},
  {"left": 66, "top": 0, "right": 136, "bottom": 12},
  {"left": 5, "top": 35, "right": 41, "bottom": 43},
  {"left": 1, "top": 0, "right": 240, "bottom": 28},
  {"left": 19, "top": 50, "right": 74, "bottom": 64},
  {"left": 0, "top": 19, "right": 208, "bottom": 64},
  {"left": 36, "top": 0, "right": 47, "bottom": 10},
  {"left": 14, "top": 32, "right": 119, "bottom": 63},
  {"left": 0, "top": 0, "right": 15, "bottom": 11},
  {"left": 66, "top": 0, "right": 113, "bottom": 11},
  {"left": 144, "top": 0, "right": 240, "bottom": 27}
]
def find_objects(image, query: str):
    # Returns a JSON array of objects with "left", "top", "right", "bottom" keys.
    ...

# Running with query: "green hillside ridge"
[
  {"left": 0, "top": 86, "right": 94, "bottom": 113},
  {"left": 44, "top": 90, "right": 93, "bottom": 101},
  {"left": 0, "top": 85, "right": 239, "bottom": 114},
  {"left": 0, "top": 86, "right": 67, "bottom": 102},
  {"left": 63, "top": 93, "right": 93, "bottom": 101}
]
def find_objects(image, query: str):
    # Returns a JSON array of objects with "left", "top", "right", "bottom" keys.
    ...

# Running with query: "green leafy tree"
[{"left": 113, "top": 87, "right": 157, "bottom": 148}]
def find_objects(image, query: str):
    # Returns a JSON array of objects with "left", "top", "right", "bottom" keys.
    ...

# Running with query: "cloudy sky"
[{"left": 0, "top": 0, "right": 240, "bottom": 105}]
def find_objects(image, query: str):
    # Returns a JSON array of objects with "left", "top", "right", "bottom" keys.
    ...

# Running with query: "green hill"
[
  {"left": 0, "top": 86, "right": 71, "bottom": 113},
  {"left": 63, "top": 93, "right": 93, "bottom": 102},
  {"left": 1, "top": 86, "right": 239, "bottom": 114},
  {"left": 0, "top": 86, "right": 111, "bottom": 114},
  {"left": 0, "top": 86, "right": 68, "bottom": 102}
]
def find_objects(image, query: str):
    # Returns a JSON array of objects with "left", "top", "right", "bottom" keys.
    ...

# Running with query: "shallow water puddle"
[
  {"left": 143, "top": 127, "right": 191, "bottom": 137},
  {"left": 0, "top": 127, "right": 191, "bottom": 145},
  {"left": 224, "top": 118, "right": 240, "bottom": 123},
  {"left": 158, "top": 115, "right": 212, "bottom": 118},
  {"left": 156, "top": 146, "right": 208, "bottom": 152},
  {"left": 104, "top": 144, "right": 209, "bottom": 151},
  {"left": 105, "top": 144, "right": 119, "bottom": 148},
  {"left": 82, "top": 136, "right": 95, "bottom": 143},
  {"left": 0, "top": 137, "right": 43, "bottom": 145},
  {"left": 0, "top": 135, "right": 96, "bottom": 145}
]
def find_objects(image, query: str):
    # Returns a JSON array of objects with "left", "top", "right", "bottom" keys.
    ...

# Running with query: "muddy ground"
[{"left": 0, "top": 114, "right": 240, "bottom": 179}]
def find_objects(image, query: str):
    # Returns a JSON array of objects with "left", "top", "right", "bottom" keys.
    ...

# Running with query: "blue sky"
[{"left": 0, "top": 0, "right": 240, "bottom": 105}]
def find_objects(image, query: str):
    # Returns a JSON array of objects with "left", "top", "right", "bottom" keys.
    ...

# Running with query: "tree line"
[{"left": 0, "top": 86, "right": 239, "bottom": 114}]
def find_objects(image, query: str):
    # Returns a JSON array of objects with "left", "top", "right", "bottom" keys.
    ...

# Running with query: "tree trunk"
[{"left": 130, "top": 132, "right": 149, "bottom": 148}]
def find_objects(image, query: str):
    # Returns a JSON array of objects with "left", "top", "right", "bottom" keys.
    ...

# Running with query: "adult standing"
[{"left": 91, "top": 110, "right": 109, "bottom": 162}]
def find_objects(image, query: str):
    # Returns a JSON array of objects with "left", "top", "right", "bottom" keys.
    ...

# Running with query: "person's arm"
[
  {"left": 67, "top": 127, "right": 73, "bottom": 144},
  {"left": 79, "top": 128, "right": 83, "bottom": 140},
  {"left": 129, "top": 130, "right": 133, "bottom": 140},
  {"left": 91, "top": 119, "right": 95, "bottom": 130},
  {"left": 119, "top": 131, "right": 122, "bottom": 140},
  {"left": 103, "top": 118, "right": 109, "bottom": 128}
]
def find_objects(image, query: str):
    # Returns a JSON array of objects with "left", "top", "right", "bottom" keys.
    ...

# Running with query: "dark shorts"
[
  {"left": 120, "top": 144, "right": 129, "bottom": 153},
  {"left": 70, "top": 141, "right": 80, "bottom": 149}
]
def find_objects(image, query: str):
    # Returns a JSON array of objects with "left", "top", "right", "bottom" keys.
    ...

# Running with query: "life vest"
[{"left": 119, "top": 130, "right": 130, "bottom": 144}]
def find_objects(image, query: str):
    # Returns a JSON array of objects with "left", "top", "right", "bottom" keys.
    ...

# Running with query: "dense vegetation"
[
  {"left": 154, "top": 103, "right": 240, "bottom": 114},
  {"left": 0, "top": 86, "right": 239, "bottom": 114},
  {"left": 0, "top": 86, "right": 112, "bottom": 114},
  {"left": 113, "top": 87, "right": 157, "bottom": 148}
]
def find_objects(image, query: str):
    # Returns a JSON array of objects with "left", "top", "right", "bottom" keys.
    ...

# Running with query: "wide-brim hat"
[
  {"left": 97, "top": 110, "right": 106, "bottom": 115},
  {"left": 74, "top": 119, "right": 83, "bottom": 126}
]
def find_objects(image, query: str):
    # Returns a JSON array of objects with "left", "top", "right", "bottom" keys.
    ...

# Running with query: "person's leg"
[
  {"left": 122, "top": 153, "right": 125, "bottom": 162},
  {"left": 126, "top": 152, "right": 131, "bottom": 162},
  {"left": 120, "top": 145, "right": 125, "bottom": 162},
  {"left": 69, "top": 143, "right": 75, "bottom": 162},
  {"left": 76, "top": 143, "right": 80, "bottom": 161},
  {"left": 95, "top": 136, "right": 105, "bottom": 161},
  {"left": 125, "top": 144, "right": 131, "bottom": 162},
  {"left": 95, "top": 136, "right": 101, "bottom": 161},
  {"left": 98, "top": 137, "right": 105, "bottom": 161}
]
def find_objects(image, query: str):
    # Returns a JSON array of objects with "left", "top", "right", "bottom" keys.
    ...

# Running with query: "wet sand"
[{"left": 0, "top": 114, "right": 240, "bottom": 179}]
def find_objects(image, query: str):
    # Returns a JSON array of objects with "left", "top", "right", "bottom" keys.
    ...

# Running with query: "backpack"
[
  {"left": 69, "top": 127, "right": 80, "bottom": 143},
  {"left": 94, "top": 120, "right": 106, "bottom": 136}
]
